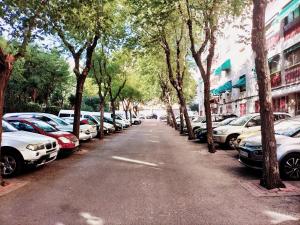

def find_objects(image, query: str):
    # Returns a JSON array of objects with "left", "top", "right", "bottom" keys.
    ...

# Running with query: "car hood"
[
  {"left": 244, "top": 134, "right": 300, "bottom": 146},
  {"left": 2, "top": 131, "right": 56, "bottom": 144},
  {"left": 214, "top": 125, "right": 243, "bottom": 132},
  {"left": 49, "top": 131, "right": 75, "bottom": 138}
]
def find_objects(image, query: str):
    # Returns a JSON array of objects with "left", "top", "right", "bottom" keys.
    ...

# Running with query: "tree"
[
  {"left": 251, "top": 0, "right": 285, "bottom": 189},
  {"left": 0, "top": 0, "right": 47, "bottom": 185},
  {"left": 91, "top": 51, "right": 109, "bottom": 139},
  {"left": 158, "top": 71, "right": 177, "bottom": 129},
  {"left": 129, "top": 0, "right": 195, "bottom": 139},
  {"left": 184, "top": 0, "right": 244, "bottom": 152},
  {"left": 46, "top": 0, "right": 103, "bottom": 138}
]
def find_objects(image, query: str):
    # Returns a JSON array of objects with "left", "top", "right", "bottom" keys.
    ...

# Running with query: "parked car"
[
  {"left": 213, "top": 112, "right": 291, "bottom": 149},
  {"left": 131, "top": 115, "right": 142, "bottom": 125},
  {"left": 4, "top": 112, "right": 92, "bottom": 141},
  {"left": 239, "top": 119, "right": 300, "bottom": 180},
  {"left": 6, "top": 118, "right": 79, "bottom": 152},
  {"left": 63, "top": 117, "right": 97, "bottom": 139},
  {"left": 104, "top": 112, "right": 129, "bottom": 128},
  {"left": 1, "top": 120, "right": 58, "bottom": 177},
  {"left": 195, "top": 117, "right": 237, "bottom": 142},
  {"left": 89, "top": 112, "right": 123, "bottom": 131}
]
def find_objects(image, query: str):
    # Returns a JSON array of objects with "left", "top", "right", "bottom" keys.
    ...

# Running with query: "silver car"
[{"left": 239, "top": 119, "right": 300, "bottom": 180}]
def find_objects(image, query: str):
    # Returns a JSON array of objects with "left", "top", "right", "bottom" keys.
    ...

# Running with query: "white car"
[
  {"left": 1, "top": 120, "right": 59, "bottom": 177},
  {"left": 239, "top": 119, "right": 300, "bottom": 180},
  {"left": 4, "top": 112, "right": 92, "bottom": 141},
  {"left": 62, "top": 117, "right": 97, "bottom": 139},
  {"left": 213, "top": 112, "right": 291, "bottom": 149}
]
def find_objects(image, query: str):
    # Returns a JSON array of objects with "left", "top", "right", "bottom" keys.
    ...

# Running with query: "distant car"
[
  {"left": 131, "top": 115, "right": 142, "bottom": 125},
  {"left": 213, "top": 112, "right": 291, "bottom": 149},
  {"left": 63, "top": 117, "right": 97, "bottom": 139},
  {"left": 4, "top": 112, "right": 92, "bottom": 141},
  {"left": 6, "top": 118, "right": 79, "bottom": 152},
  {"left": 239, "top": 118, "right": 300, "bottom": 180},
  {"left": 1, "top": 120, "right": 58, "bottom": 177},
  {"left": 195, "top": 117, "right": 237, "bottom": 142}
]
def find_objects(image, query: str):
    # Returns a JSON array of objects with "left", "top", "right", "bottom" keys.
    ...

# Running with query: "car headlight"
[
  {"left": 26, "top": 144, "right": 44, "bottom": 151},
  {"left": 58, "top": 137, "right": 71, "bottom": 144},
  {"left": 217, "top": 129, "right": 228, "bottom": 135}
]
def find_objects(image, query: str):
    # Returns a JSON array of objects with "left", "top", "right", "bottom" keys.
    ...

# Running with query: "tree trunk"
[
  {"left": 125, "top": 110, "right": 128, "bottom": 120},
  {"left": 111, "top": 99, "right": 116, "bottom": 128},
  {"left": 178, "top": 90, "right": 195, "bottom": 139},
  {"left": 166, "top": 108, "right": 171, "bottom": 126},
  {"left": 0, "top": 54, "right": 14, "bottom": 186},
  {"left": 179, "top": 105, "right": 184, "bottom": 134},
  {"left": 203, "top": 78, "right": 216, "bottom": 153},
  {"left": 129, "top": 109, "right": 132, "bottom": 124},
  {"left": 99, "top": 98, "right": 105, "bottom": 139},
  {"left": 252, "top": 0, "right": 285, "bottom": 189},
  {"left": 168, "top": 104, "right": 177, "bottom": 130},
  {"left": 73, "top": 78, "right": 85, "bottom": 138}
]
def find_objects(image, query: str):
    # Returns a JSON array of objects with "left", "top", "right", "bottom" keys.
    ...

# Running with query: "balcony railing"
[
  {"left": 285, "top": 64, "right": 300, "bottom": 84},
  {"left": 284, "top": 16, "right": 300, "bottom": 38}
]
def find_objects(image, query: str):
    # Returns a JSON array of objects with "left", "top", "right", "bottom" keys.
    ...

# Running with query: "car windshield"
[
  {"left": 193, "top": 117, "right": 205, "bottom": 123},
  {"left": 229, "top": 115, "right": 253, "bottom": 126},
  {"left": 2, "top": 120, "right": 18, "bottom": 132},
  {"left": 219, "top": 118, "right": 236, "bottom": 126},
  {"left": 31, "top": 120, "right": 57, "bottom": 132},
  {"left": 49, "top": 115, "right": 70, "bottom": 126},
  {"left": 274, "top": 121, "right": 300, "bottom": 137}
]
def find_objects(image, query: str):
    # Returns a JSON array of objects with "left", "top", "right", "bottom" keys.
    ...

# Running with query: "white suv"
[
  {"left": 213, "top": 112, "right": 291, "bottom": 149},
  {"left": 1, "top": 120, "right": 59, "bottom": 177}
]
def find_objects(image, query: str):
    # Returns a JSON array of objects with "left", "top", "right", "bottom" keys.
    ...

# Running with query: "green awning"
[
  {"left": 211, "top": 89, "right": 220, "bottom": 96},
  {"left": 273, "top": 0, "right": 300, "bottom": 24},
  {"left": 221, "top": 59, "right": 231, "bottom": 71},
  {"left": 218, "top": 81, "right": 232, "bottom": 94},
  {"left": 214, "top": 67, "right": 222, "bottom": 75},
  {"left": 233, "top": 75, "right": 246, "bottom": 88}
]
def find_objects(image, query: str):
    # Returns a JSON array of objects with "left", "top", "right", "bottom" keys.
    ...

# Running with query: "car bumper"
[
  {"left": 239, "top": 157, "right": 262, "bottom": 170},
  {"left": 213, "top": 134, "right": 227, "bottom": 144},
  {"left": 25, "top": 150, "right": 58, "bottom": 167},
  {"left": 238, "top": 147, "right": 263, "bottom": 170},
  {"left": 79, "top": 132, "right": 92, "bottom": 141},
  {"left": 60, "top": 140, "right": 79, "bottom": 150}
]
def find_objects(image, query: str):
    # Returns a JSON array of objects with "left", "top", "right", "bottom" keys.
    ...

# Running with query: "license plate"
[
  {"left": 50, "top": 152, "right": 57, "bottom": 158},
  {"left": 240, "top": 150, "right": 248, "bottom": 158}
]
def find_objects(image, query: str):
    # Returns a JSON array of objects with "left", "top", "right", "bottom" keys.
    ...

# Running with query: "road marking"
[
  {"left": 264, "top": 210, "right": 299, "bottom": 224},
  {"left": 149, "top": 140, "right": 159, "bottom": 143},
  {"left": 80, "top": 212, "right": 104, "bottom": 225},
  {"left": 112, "top": 156, "right": 158, "bottom": 167}
]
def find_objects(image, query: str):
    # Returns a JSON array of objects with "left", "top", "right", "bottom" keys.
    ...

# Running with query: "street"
[{"left": 0, "top": 120, "right": 299, "bottom": 225}]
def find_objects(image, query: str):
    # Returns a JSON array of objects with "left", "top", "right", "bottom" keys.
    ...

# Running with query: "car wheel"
[
  {"left": 280, "top": 153, "right": 300, "bottom": 180},
  {"left": 193, "top": 127, "right": 200, "bottom": 134},
  {"left": 1, "top": 152, "right": 23, "bottom": 177},
  {"left": 134, "top": 121, "right": 138, "bottom": 125},
  {"left": 225, "top": 134, "right": 239, "bottom": 149}
]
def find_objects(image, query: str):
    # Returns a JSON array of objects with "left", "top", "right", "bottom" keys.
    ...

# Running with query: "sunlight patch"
[
  {"left": 80, "top": 212, "right": 104, "bottom": 225},
  {"left": 112, "top": 156, "right": 158, "bottom": 167},
  {"left": 264, "top": 210, "right": 299, "bottom": 224}
]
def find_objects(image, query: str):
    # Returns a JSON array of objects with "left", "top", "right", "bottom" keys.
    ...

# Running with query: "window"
[
  {"left": 59, "top": 113, "right": 71, "bottom": 118},
  {"left": 247, "top": 116, "right": 261, "bottom": 127},
  {"left": 12, "top": 122, "right": 37, "bottom": 133},
  {"left": 284, "top": 5, "right": 300, "bottom": 26},
  {"left": 240, "top": 103, "right": 247, "bottom": 116},
  {"left": 269, "top": 55, "right": 280, "bottom": 74},
  {"left": 285, "top": 45, "right": 300, "bottom": 68},
  {"left": 272, "top": 96, "right": 289, "bottom": 112}
]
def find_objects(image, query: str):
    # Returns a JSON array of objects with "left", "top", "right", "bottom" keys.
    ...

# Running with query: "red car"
[{"left": 6, "top": 118, "right": 79, "bottom": 152}]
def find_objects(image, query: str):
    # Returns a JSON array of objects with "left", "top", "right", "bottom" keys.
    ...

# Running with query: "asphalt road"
[{"left": 0, "top": 120, "right": 299, "bottom": 225}]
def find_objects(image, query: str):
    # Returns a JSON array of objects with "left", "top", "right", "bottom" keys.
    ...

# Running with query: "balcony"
[
  {"left": 270, "top": 72, "right": 282, "bottom": 88},
  {"left": 284, "top": 16, "right": 300, "bottom": 40},
  {"left": 285, "top": 64, "right": 300, "bottom": 84}
]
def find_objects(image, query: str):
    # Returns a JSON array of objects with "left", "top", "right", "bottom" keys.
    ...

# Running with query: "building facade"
[{"left": 199, "top": 0, "right": 300, "bottom": 117}]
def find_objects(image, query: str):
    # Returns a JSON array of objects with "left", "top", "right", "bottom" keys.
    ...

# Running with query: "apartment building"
[{"left": 199, "top": 0, "right": 300, "bottom": 117}]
